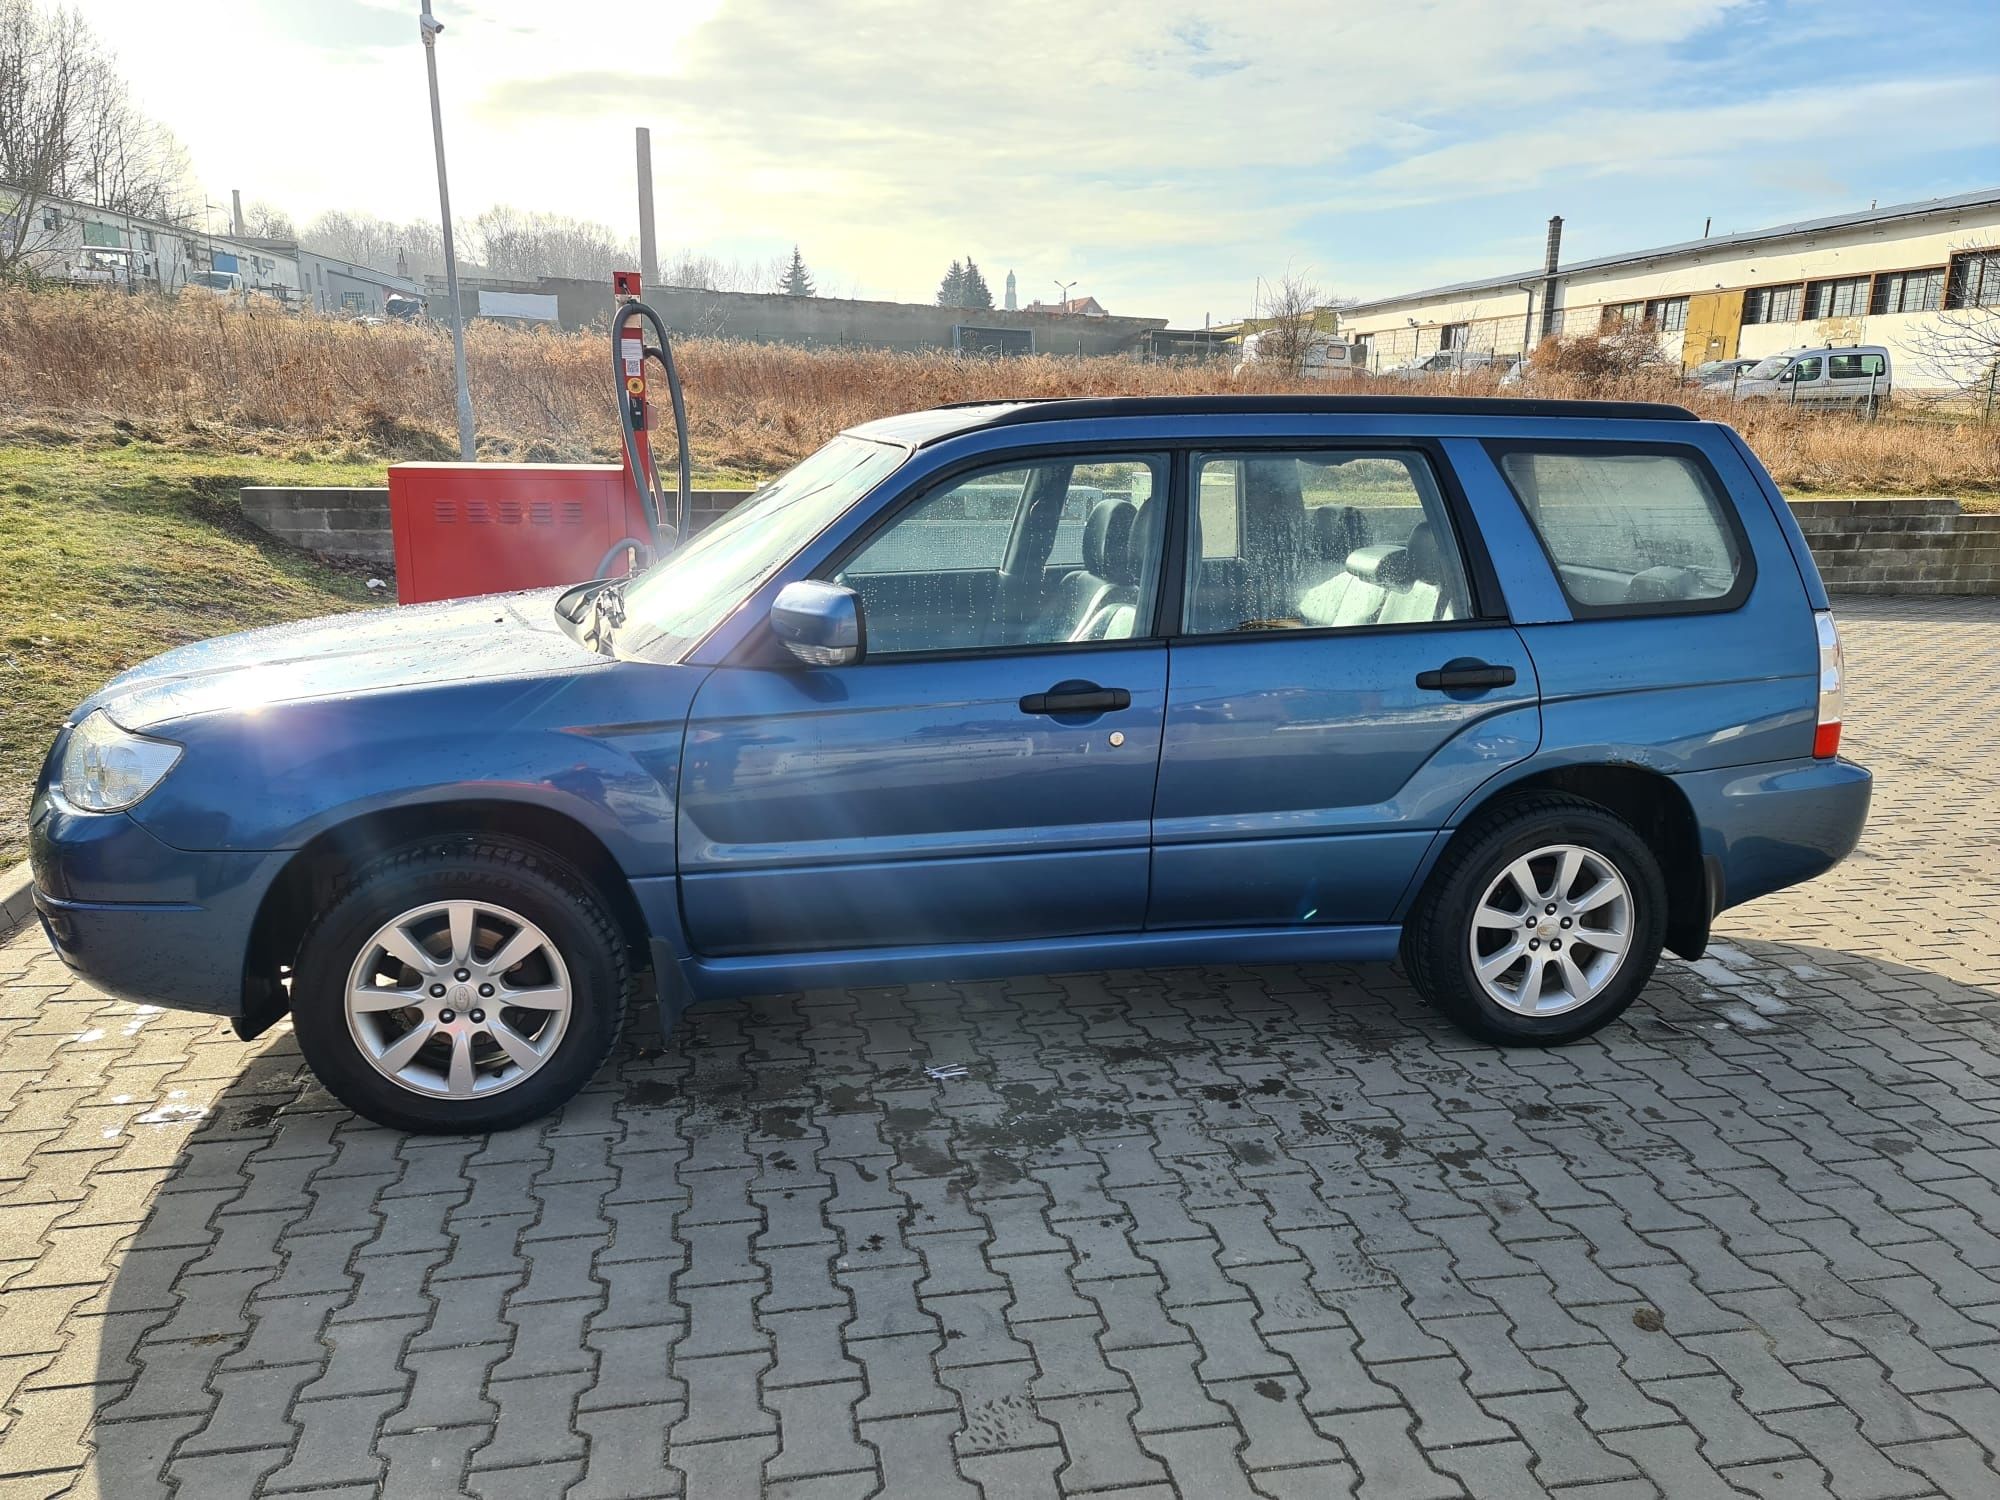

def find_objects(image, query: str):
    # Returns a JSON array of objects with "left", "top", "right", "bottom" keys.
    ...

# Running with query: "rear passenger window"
[
  {"left": 1495, "top": 448, "right": 1747, "bottom": 613},
  {"left": 1180, "top": 451, "right": 1472, "bottom": 635}
]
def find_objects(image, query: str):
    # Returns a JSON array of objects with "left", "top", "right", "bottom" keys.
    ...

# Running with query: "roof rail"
[{"left": 926, "top": 394, "right": 1699, "bottom": 428}]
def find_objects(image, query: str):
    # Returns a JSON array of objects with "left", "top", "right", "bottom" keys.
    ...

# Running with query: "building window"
[
  {"left": 1645, "top": 297, "right": 1688, "bottom": 332},
  {"left": 1743, "top": 284, "right": 1803, "bottom": 324},
  {"left": 1946, "top": 250, "right": 2000, "bottom": 310},
  {"left": 1439, "top": 322, "right": 1467, "bottom": 350},
  {"left": 1804, "top": 276, "right": 1869, "bottom": 320},
  {"left": 1600, "top": 301, "right": 1644, "bottom": 331},
  {"left": 41, "top": 206, "right": 60, "bottom": 230},
  {"left": 1871, "top": 268, "right": 1944, "bottom": 315}
]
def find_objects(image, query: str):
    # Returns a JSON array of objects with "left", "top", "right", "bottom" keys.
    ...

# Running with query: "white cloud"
[{"left": 66, "top": 0, "right": 1995, "bottom": 322}]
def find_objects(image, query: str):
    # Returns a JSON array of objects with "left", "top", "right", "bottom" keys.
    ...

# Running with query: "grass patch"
[{"left": 0, "top": 443, "right": 390, "bottom": 866}]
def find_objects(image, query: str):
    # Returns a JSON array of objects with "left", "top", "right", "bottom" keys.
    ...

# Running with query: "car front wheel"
[
  {"left": 291, "top": 840, "right": 627, "bottom": 1132},
  {"left": 1403, "top": 795, "right": 1667, "bottom": 1045}
]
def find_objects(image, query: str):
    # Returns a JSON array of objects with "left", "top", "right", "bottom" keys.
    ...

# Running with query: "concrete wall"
[
  {"left": 1341, "top": 198, "right": 2000, "bottom": 386},
  {"left": 1792, "top": 498, "right": 2000, "bottom": 595},
  {"left": 430, "top": 276, "right": 1167, "bottom": 356},
  {"left": 241, "top": 488, "right": 398, "bottom": 564}
]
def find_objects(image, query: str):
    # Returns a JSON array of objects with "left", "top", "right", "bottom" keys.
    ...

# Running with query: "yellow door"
[{"left": 1682, "top": 290, "right": 1744, "bottom": 368}]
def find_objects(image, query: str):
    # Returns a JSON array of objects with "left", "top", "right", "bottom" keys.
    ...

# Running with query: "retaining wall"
[{"left": 1789, "top": 498, "right": 2000, "bottom": 596}]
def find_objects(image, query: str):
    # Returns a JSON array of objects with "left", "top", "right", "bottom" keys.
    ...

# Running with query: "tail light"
[{"left": 1813, "top": 610, "right": 1844, "bottom": 759}]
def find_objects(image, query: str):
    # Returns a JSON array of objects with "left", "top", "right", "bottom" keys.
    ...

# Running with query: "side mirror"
[{"left": 770, "top": 581, "right": 865, "bottom": 667}]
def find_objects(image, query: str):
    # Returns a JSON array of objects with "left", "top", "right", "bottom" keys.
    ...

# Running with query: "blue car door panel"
[
  {"left": 679, "top": 646, "right": 1168, "bottom": 954},
  {"left": 1149, "top": 628, "right": 1539, "bottom": 928}
]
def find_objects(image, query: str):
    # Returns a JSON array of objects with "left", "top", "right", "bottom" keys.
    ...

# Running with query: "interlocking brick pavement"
[{"left": 1, "top": 595, "right": 1997, "bottom": 1499}]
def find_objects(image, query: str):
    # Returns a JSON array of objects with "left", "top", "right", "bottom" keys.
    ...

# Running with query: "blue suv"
[{"left": 30, "top": 397, "right": 1870, "bottom": 1131}]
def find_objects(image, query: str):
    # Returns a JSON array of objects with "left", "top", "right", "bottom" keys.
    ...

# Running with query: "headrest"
[
  {"left": 1310, "top": 505, "right": 1361, "bottom": 562},
  {"left": 1345, "top": 543, "right": 1413, "bottom": 588},
  {"left": 1626, "top": 565, "right": 1697, "bottom": 602},
  {"left": 1108, "top": 499, "right": 1150, "bottom": 589},
  {"left": 1404, "top": 521, "right": 1443, "bottom": 583},
  {"left": 1082, "top": 499, "right": 1136, "bottom": 581}
]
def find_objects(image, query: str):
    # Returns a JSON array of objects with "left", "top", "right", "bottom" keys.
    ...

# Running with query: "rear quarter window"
[{"left": 1492, "top": 445, "right": 1750, "bottom": 615}]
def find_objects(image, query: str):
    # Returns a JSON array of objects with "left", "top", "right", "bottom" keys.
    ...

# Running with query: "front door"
[
  {"left": 678, "top": 452, "right": 1172, "bottom": 956},
  {"left": 1150, "top": 447, "right": 1539, "bottom": 929}
]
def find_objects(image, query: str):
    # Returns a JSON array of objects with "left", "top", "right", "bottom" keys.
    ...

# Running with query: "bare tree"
[
  {"left": 1905, "top": 251, "right": 2000, "bottom": 409},
  {"left": 241, "top": 199, "right": 295, "bottom": 240},
  {"left": 661, "top": 247, "right": 787, "bottom": 294},
  {"left": 471, "top": 205, "right": 632, "bottom": 282},
  {"left": 1250, "top": 272, "right": 1328, "bottom": 377},
  {"left": 0, "top": 0, "right": 195, "bottom": 276}
]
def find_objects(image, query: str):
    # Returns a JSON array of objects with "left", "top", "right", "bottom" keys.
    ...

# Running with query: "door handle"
[
  {"left": 1020, "top": 681, "right": 1130, "bottom": 716},
  {"left": 1416, "top": 658, "right": 1517, "bottom": 692}
]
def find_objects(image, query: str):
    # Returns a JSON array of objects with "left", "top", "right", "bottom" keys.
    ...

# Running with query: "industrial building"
[
  {"left": 1339, "top": 189, "right": 2000, "bottom": 388},
  {"left": 0, "top": 183, "right": 418, "bottom": 314}
]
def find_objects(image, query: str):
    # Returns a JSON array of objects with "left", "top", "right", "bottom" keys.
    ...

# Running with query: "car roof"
[{"left": 846, "top": 394, "right": 1697, "bottom": 446}]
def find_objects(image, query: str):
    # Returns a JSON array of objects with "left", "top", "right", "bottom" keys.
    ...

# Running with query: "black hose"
[{"left": 609, "top": 299, "right": 691, "bottom": 556}]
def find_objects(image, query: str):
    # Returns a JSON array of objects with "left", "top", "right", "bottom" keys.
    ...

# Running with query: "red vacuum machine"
[{"left": 386, "top": 271, "right": 691, "bottom": 605}]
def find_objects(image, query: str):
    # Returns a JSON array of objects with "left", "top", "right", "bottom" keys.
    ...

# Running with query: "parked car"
[
  {"left": 1381, "top": 349, "right": 1502, "bottom": 381},
  {"left": 30, "top": 395, "right": 1870, "bottom": 1132},
  {"left": 1707, "top": 345, "right": 1891, "bottom": 409},
  {"left": 1688, "top": 357, "right": 1757, "bottom": 386},
  {"left": 1232, "top": 329, "right": 1366, "bottom": 380}
]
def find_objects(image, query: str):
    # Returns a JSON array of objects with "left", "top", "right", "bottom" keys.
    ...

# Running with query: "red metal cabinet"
[{"left": 387, "top": 463, "right": 653, "bottom": 605}]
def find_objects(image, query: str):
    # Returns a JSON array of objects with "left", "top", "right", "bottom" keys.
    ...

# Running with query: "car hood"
[{"left": 81, "top": 589, "right": 607, "bottom": 732}]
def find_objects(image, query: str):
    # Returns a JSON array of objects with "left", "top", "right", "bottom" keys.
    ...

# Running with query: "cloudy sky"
[{"left": 74, "top": 0, "right": 2000, "bottom": 323}]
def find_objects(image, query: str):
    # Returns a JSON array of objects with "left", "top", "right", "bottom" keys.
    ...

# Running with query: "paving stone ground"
[{"left": 2, "top": 595, "right": 1997, "bottom": 1499}]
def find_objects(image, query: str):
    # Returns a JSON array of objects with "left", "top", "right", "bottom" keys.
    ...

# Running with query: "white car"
[{"left": 1705, "top": 346, "right": 1890, "bottom": 409}]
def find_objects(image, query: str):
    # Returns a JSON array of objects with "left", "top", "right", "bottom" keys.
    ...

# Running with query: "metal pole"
[
  {"left": 636, "top": 127, "right": 659, "bottom": 287},
  {"left": 421, "top": 1, "right": 477, "bottom": 461}
]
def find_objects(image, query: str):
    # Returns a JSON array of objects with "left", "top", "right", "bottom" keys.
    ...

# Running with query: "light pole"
[
  {"left": 1053, "top": 278, "right": 1076, "bottom": 313},
  {"left": 421, "top": 1, "right": 477, "bottom": 460}
]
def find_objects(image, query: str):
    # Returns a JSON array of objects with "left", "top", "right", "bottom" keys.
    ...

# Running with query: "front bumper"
[
  {"left": 1673, "top": 754, "right": 1872, "bottom": 915},
  {"left": 29, "top": 796, "right": 285, "bottom": 1017}
]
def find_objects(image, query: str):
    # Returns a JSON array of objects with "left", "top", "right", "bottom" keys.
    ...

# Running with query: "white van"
[
  {"left": 1232, "top": 330, "right": 1366, "bottom": 381},
  {"left": 1707, "top": 345, "right": 1890, "bottom": 409}
]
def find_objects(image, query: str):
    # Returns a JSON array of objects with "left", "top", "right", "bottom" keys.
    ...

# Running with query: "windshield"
[
  {"left": 611, "top": 434, "right": 906, "bottom": 661},
  {"left": 1743, "top": 355, "right": 1792, "bottom": 380},
  {"left": 191, "top": 272, "right": 234, "bottom": 289}
]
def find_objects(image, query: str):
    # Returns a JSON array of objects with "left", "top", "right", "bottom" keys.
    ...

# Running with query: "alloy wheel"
[
  {"left": 343, "top": 899, "right": 573, "bottom": 1099},
  {"left": 1467, "top": 844, "right": 1633, "bottom": 1017}
]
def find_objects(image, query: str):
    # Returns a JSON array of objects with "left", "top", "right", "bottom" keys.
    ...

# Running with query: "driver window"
[{"left": 835, "top": 455, "right": 1167, "bottom": 656}]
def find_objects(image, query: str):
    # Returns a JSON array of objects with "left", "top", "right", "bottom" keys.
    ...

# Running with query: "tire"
[
  {"left": 1402, "top": 794, "right": 1666, "bottom": 1046},
  {"left": 291, "top": 839, "right": 628, "bottom": 1133}
]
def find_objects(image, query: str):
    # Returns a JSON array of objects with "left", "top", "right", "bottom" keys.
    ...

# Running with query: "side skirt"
[{"left": 673, "top": 924, "right": 1403, "bottom": 1004}]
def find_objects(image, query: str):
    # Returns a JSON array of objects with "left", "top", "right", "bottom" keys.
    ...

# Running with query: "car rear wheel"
[
  {"left": 292, "top": 841, "right": 627, "bottom": 1132},
  {"left": 1403, "top": 794, "right": 1667, "bottom": 1045}
]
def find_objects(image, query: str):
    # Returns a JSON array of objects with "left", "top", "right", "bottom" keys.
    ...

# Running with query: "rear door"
[{"left": 1149, "top": 445, "right": 1539, "bottom": 930}]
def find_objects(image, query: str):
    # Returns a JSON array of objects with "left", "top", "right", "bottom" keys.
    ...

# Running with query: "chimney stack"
[
  {"left": 231, "top": 189, "right": 245, "bottom": 238},
  {"left": 635, "top": 127, "right": 659, "bottom": 287},
  {"left": 1539, "top": 214, "right": 1563, "bottom": 340}
]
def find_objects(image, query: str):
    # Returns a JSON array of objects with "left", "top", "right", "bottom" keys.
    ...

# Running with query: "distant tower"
[{"left": 1005, "top": 269, "right": 1017, "bottom": 311}]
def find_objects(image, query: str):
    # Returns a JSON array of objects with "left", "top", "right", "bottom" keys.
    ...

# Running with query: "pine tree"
[
  {"left": 778, "top": 246, "right": 816, "bottom": 297},
  {"left": 961, "top": 257, "right": 994, "bottom": 310},
  {"left": 936, "top": 260, "right": 966, "bottom": 307}
]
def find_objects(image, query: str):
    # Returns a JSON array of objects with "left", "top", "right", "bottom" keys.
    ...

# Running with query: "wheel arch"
[
  {"left": 241, "top": 800, "right": 653, "bottom": 1036},
  {"left": 1409, "top": 762, "right": 1712, "bottom": 961}
]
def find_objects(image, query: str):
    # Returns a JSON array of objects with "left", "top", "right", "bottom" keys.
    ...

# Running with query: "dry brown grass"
[{"left": 3, "top": 286, "right": 1996, "bottom": 494}]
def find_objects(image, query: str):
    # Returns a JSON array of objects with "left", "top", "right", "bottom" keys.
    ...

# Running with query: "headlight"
[{"left": 56, "top": 711, "right": 183, "bottom": 812}]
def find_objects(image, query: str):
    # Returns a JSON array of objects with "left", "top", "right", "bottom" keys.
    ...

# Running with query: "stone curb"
[{"left": 0, "top": 860, "right": 34, "bottom": 946}]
